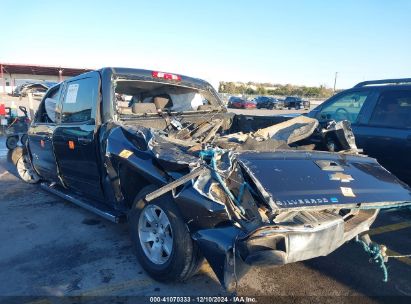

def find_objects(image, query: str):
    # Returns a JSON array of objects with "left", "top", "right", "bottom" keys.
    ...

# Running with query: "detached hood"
[{"left": 237, "top": 150, "right": 411, "bottom": 211}]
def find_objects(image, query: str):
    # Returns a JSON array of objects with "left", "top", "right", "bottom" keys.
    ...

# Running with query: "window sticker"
[{"left": 66, "top": 83, "right": 79, "bottom": 104}]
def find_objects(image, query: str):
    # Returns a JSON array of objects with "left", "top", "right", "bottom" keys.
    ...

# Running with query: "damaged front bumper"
[{"left": 193, "top": 209, "right": 379, "bottom": 290}]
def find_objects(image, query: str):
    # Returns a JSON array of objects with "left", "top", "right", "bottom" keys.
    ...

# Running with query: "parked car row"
[{"left": 227, "top": 95, "right": 310, "bottom": 110}]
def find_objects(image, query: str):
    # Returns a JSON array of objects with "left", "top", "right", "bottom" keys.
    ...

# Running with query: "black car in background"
[
  {"left": 307, "top": 78, "right": 411, "bottom": 185},
  {"left": 284, "top": 96, "right": 310, "bottom": 110},
  {"left": 254, "top": 96, "right": 284, "bottom": 109}
]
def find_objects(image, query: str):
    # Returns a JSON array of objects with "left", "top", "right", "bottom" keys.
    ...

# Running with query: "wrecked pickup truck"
[{"left": 16, "top": 68, "right": 411, "bottom": 289}]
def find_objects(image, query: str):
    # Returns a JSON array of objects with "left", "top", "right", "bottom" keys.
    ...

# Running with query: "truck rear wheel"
[
  {"left": 128, "top": 187, "right": 203, "bottom": 282},
  {"left": 21, "top": 134, "right": 28, "bottom": 145}
]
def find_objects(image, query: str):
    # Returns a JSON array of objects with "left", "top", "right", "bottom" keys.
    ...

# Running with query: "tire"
[
  {"left": 16, "top": 152, "right": 40, "bottom": 184},
  {"left": 21, "top": 134, "right": 28, "bottom": 145},
  {"left": 128, "top": 186, "right": 203, "bottom": 282},
  {"left": 11, "top": 146, "right": 24, "bottom": 165},
  {"left": 6, "top": 136, "right": 19, "bottom": 150}
]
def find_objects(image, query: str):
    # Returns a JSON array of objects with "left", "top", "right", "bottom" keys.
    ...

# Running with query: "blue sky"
[{"left": 1, "top": 0, "right": 410, "bottom": 88}]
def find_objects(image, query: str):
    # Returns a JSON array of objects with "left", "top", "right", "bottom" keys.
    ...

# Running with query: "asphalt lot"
[{"left": 0, "top": 112, "right": 411, "bottom": 303}]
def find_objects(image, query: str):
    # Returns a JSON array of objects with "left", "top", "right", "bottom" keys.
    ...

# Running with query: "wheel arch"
[{"left": 117, "top": 162, "right": 152, "bottom": 209}]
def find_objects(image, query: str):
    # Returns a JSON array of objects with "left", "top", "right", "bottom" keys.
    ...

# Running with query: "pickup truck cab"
[
  {"left": 16, "top": 68, "right": 411, "bottom": 289},
  {"left": 307, "top": 78, "right": 411, "bottom": 185}
]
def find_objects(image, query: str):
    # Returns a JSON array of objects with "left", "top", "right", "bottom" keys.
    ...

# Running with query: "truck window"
[
  {"left": 114, "top": 79, "right": 220, "bottom": 115},
  {"left": 34, "top": 85, "right": 61, "bottom": 124},
  {"left": 61, "top": 77, "right": 98, "bottom": 123},
  {"left": 318, "top": 90, "right": 370, "bottom": 123},
  {"left": 369, "top": 90, "right": 411, "bottom": 129}
]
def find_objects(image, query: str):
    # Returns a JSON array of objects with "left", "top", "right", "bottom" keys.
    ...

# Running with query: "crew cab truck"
[
  {"left": 307, "top": 78, "right": 411, "bottom": 186},
  {"left": 17, "top": 68, "right": 411, "bottom": 289}
]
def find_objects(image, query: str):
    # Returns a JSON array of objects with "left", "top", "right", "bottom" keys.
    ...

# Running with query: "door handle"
[{"left": 78, "top": 137, "right": 92, "bottom": 145}]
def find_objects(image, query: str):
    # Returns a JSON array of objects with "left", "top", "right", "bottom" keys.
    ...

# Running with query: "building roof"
[{"left": 0, "top": 63, "right": 92, "bottom": 77}]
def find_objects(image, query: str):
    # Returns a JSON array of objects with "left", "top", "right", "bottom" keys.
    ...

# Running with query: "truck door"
[
  {"left": 52, "top": 72, "right": 105, "bottom": 201},
  {"left": 27, "top": 84, "right": 61, "bottom": 183},
  {"left": 354, "top": 89, "right": 411, "bottom": 185}
]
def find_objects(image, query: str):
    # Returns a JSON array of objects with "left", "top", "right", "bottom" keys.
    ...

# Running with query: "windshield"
[{"left": 114, "top": 79, "right": 222, "bottom": 115}]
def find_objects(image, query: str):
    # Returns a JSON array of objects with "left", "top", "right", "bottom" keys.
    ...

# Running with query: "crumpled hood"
[{"left": 236, "top": 150, "right": 411, "bottom": 211}]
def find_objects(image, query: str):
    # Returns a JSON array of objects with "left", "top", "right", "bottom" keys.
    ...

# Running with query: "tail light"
[{"left": 152, "top": 71, "right": 181, "bottom": 81}]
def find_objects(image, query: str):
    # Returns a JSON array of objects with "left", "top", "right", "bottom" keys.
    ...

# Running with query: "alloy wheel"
[{"left": 138, "top": 204, "right": 173, "bottom": 265}]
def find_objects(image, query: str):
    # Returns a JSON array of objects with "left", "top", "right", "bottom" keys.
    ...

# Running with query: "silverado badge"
[{"left": 329, "top": 172, "right": 354, "bottom": 183}]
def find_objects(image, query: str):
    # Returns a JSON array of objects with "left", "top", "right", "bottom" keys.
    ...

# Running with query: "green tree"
[{"left": 256, "top": 86, "right": 267, "bottom": 95}]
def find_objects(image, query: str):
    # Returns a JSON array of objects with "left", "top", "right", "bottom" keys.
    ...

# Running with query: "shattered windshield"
[{"left": 114, "top": 79, "right": 222, "bottom": 115}]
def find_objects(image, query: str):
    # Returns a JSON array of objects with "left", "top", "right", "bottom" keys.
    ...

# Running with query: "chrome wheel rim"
[
  {"left": 17, "top": 154, "right": 39, "bottom": 183},
  {"left": 138, "top": 204, "right": 173, "bottom": 265}
]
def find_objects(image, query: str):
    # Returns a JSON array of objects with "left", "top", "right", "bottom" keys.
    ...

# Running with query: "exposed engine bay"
[{"left": 144, "top": 114, "right": 360, "bottom": 222}]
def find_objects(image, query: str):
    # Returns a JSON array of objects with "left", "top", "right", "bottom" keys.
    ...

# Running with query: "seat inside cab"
[{"left": 114, "top": 79, "right": 218, "bottom": 115}]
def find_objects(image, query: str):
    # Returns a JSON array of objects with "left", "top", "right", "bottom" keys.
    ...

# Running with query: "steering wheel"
[{"left": 334, "top": 107, "right": 350, "bottom": 121}]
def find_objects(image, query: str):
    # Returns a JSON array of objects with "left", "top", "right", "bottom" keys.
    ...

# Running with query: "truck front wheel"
[
  {"left": 6, "top": 136, "right": 19, "bottom": 150},
  {"left": 16, "top": 153, "right": 40, "bottom": 184},
  {"left": 128, "top": 187, "right": 203, "bottom": 282}
]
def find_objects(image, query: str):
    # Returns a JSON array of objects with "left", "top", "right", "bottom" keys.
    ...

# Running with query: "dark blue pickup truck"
[
  {"left": 307, "top": 78, "right": 411, "bottom": 185},
  {"left": 15, "top": 70, "right": 411, "bottom": 289}
]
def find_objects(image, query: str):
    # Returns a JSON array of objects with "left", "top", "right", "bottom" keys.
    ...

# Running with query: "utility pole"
[{"left": 333, "top": 72, "right": 338, "bottom": 93}]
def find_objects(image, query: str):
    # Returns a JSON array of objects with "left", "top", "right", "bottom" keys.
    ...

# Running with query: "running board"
[{"left": 40, "top": 182, "right": 126, "bottom": 223}]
